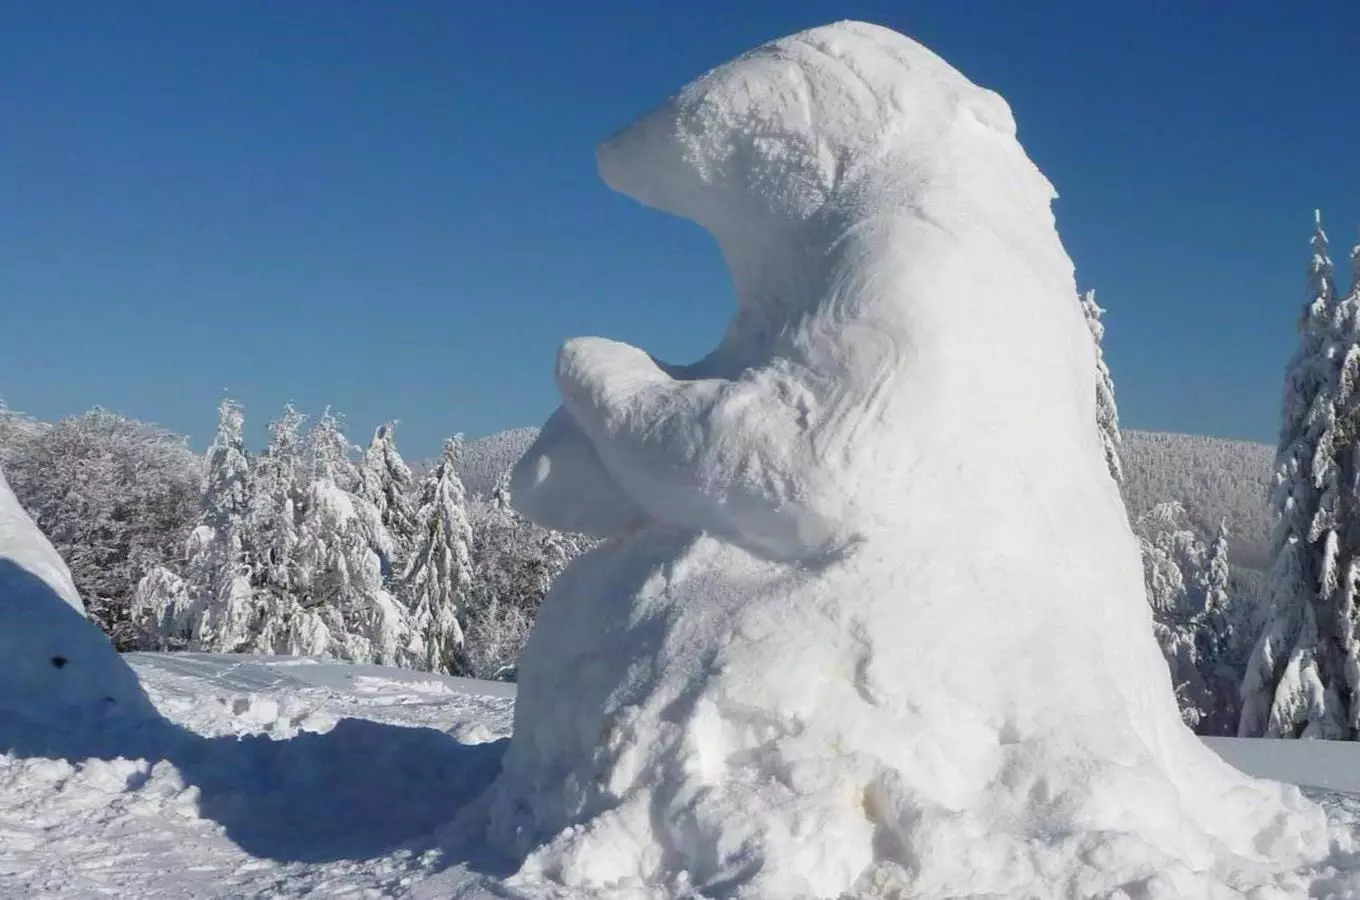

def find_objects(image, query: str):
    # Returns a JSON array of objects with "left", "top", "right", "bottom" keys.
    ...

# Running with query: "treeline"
[{"left": 0, "top": 399, "right": 587, "bottom": 680}]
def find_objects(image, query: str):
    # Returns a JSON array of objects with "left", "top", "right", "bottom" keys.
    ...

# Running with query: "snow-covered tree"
[
  {"left": 1135, "top": 504, "right": 1251, "bottom": 733},
  {"left": 1081, "top": 289, "right": 1123, "bottom": 484},
  {"left": 1199, "top": 520, "right": 1234, "bottom": 663},
  {"left": 1239, "top": 211, "right": 1360, "bottom": 739},
  {"left": 1136, "top": 502, "right": 1213, "bottom": 726},
  {"left": 129, "top": 565, "right": 193, "bottom": 650},
  {"left": 307, "top": 407, "right": 359, "bottom": 492},
  {"left": 358, "top": 422, "right": 419, "bottom": 579},
  {"left": 1189, "top": 519, "right": 1244, "bottom": 734},
  {"left": 403, "top": 437, "right": 474, "bottom": 674},
  {"left": 458, "top": 471, "right": 592, "bottom": 679},
  {"left": 189, "top": 399, "right": 257, "bottom": 652},
  {"left": 1, "top": 407, "right": 199, "bottom": 647},
  {"left": 244, "top": 405, "right": 306, "bottom": 653},
  {"left": 291, "top": 410, "right": 416, "bottom": 666}
]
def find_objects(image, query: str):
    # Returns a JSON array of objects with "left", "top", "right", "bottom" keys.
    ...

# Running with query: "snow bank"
[
  {"left": 0, "top": 465, "right": 81, "bottom": 613},
  {"left": 0, "top": 465, "right": 154, "bottom": 723},
  {"left": 491, "top": 21, "right": 1338, "bottom": 898}
]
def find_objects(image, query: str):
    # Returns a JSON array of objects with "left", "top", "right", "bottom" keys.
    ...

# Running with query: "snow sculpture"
[
  {"left": 0, "top": 467, "right": 154, "bottom": 723},
  {"left": 491, "top": 21, "right": 1332, "bottom": 897}
]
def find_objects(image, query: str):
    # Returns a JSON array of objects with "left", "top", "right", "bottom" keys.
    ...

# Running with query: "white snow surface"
[
  {"left": 0, "top": 466, "right": 155, "bottom": 724},
  {"left": 497, "top": 20, "right": 1350, "bottom": 898},
  {"left": 0, "top": 652, "right": 518, "bottom": 898}
]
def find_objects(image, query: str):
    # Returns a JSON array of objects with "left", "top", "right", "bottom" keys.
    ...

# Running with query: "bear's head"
[{"left": 596, "top": 22, "right": 1058, "bottom": 329}]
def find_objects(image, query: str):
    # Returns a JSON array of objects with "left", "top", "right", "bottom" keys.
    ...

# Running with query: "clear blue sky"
[{"left": 2, "top": 1, "right": 1356, "bottom": 458}]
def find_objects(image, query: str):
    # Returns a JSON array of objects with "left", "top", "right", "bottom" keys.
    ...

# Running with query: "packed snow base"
[{"left": 492, "top": 20, "right": 1344, "bottom": 898}]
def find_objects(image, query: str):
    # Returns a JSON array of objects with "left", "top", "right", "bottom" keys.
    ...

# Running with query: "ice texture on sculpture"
[
  {"left": 0, "top": 466, "right": 155, "bottom": 724},
  {"left": 492, "top": 21, "right": 1336, "bottom": 898}
]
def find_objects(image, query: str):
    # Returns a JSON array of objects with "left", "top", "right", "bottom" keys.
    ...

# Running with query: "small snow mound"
[
  {"left": 0, "top": 466, "right": 155, "bottom": 725},
  {"left": 490, "top": 20, "right": 1337, "bottom": 899}
]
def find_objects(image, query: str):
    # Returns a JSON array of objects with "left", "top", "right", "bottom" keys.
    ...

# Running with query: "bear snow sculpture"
[{"left": 490, "top": 21, "right": 1335, "bottom": 899}]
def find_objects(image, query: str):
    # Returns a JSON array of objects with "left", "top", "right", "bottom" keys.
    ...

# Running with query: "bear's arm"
[
  {"left": 509, "top": 404, "right": 651, "bottom": 538},
  {"left": 556, "top": 336, "right": 849, "bottom": 562}
]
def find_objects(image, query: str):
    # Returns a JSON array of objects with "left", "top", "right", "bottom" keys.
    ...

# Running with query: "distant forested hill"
[{"left": 1120, "top": 431, "right": 1273, "bottom": 572}]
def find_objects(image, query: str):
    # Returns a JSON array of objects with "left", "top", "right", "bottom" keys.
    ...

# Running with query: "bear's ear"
[{"left": 51, "top": 656, "right": 68, "bottom": 669}]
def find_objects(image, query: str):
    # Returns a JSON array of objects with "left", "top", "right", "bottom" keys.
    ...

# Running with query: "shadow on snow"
[{"left": 0, "top": 559, "right": 515, "bottom": 871}]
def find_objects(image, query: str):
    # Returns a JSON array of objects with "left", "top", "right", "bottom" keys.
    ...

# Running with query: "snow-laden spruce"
[
  {"left": 1082, "top": 288, "right": 1123, "bottom": 484},
  {"left": 292, "top": 409, "right": 418, "bottom": 666},
  {"left": 188, "top": 398, "right": 256, "bottom": 652},
  {"left": 403, "top": 437, "right": 474, "bottom": 674},
  {"left": 1241, "top": 212, "right": 1360, "bottom": 739},
  {"left": 358, "top": 421, "right": 420, "bottom": 578},
  {"left": 1137, "top": 503, "right": 1243, "bottom": 733},
  {"left": 490, "top": 22, "right": 1334, "bottom": 897},
  {"left": 244, "top": 404, "right": 306, "bottom": 654}
]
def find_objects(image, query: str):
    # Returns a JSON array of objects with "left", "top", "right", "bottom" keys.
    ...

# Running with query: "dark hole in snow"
[{"left": 50, "top": 656, "right": 68, "bottom": 669}]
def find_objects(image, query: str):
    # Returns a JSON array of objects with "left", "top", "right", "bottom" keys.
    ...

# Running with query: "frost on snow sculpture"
[
  {"left": 0, "top": 466, "right": 154, "bottom": 724},
  {"left": 490, "top": 21, "right": 1333, "bottom": 898}
]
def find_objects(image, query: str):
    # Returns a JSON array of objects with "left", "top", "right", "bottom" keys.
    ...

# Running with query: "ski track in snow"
[{"left": 3, "top": 653, "right": 1360, "bottom": 898}]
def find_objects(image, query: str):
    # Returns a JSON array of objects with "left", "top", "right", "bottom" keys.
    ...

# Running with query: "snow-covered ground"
[
  {"left": 0, "top": 653, "right": 516, "bottom": 898},
  {"left": 0, "top": 651, "right": 1358, "bottom": 898}
]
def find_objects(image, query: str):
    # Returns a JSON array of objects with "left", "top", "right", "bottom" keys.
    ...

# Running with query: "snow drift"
[
  {"left": 491, "top": 20, "right": 1337, "bottom": 898},
  {"left": 0, "top": 465, "right": 153, "bottom": 723}
]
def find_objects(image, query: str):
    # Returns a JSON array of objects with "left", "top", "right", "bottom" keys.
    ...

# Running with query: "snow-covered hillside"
[
  {"left": 456, "top": 428, "right": 542, "bottom": 497},
  {"left": 1121, "top": 430, "right": 1274, "bottom": 570}
]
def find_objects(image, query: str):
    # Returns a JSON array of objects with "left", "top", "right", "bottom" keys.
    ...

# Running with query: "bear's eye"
[{"left": 50, "top": 656, "right": 68, "bottom": 669}]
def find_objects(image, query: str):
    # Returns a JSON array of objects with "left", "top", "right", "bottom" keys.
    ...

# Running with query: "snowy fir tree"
[
  {"left": 128, "top": 565, "right": 193, "bottom": 650},
  {"left": 306, "top": 407, "right": 360, "bottom": 492},
  {"left": 188, "top": 399, "right": 258, "bottom": 652},
  {"left": 357, "top": 422, "right": 420, "bottom": 580},
  {"left": 1136, "top": 502, "right": 1212, "bottom": 726},
  {"left": 403, "top": 437, "right": 474, "bottom": 674},
  {"left": 1081, "top": 289, "right": 1123, "bottom": 484},
  {"left": 1199, "top": 520, "right": 1234, "bottom": 666},
  {"left": 1239, "top": 211, "right": 1360, "bottom": 739},
  {"left": 1134, "top": 504, "right": 1250, "bottom": 733},
  {"left": 293, "top": 411, "right": 417, "bottom": 666},
  {"left": 1191, "top": 519, "right": 1243, "bottom": 734},
  {"left": 244, "top": 405, "right": 307, "bottom": 653}
]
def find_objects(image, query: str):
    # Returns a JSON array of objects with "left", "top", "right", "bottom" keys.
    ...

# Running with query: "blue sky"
[{"left": 2, "top": 1, "right": 1356, "bottom": 458}]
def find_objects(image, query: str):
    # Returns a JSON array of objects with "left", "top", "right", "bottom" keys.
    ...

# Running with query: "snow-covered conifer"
[
  {"left": 244, "top": 404, "right": 306, "bottom": 652},
  {"left": 1191, "top": 519, "right": 1245, "bottom": 734},
  {"left": 291, "top": 411, "right": 416, "bottom": 666},
  {"left": 403, "top": 437, "right": 474, "bottom": 673},
  {"left": 307, "top": 407, "right": 360, "bottom": 492},
  {"left": 358, "top": 422, "right": 419, "bottom": 579},
  {"left": 1239, "top": 211, "right": 1360, "bottom": 738},
  {"left": 189, "top": 399, "right": 257, "bottom": 652},
  {"left": 129, "top": 565, "right": 193, "bottom": 650},
  {"left": 1080, "top": 289, "right": 1123, "bottom": 484},
  {"left": 1136, "top": 502, "right": 1213, "bottom": 725}
]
